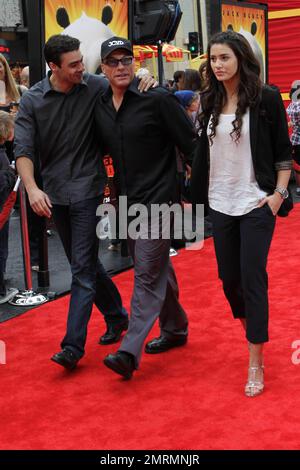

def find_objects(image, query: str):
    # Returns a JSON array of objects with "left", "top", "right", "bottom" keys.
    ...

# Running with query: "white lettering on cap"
[{"left": 108, "top": 40, "right": 126, "bottom": 47}]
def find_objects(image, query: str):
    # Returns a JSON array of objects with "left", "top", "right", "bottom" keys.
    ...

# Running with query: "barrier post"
[
  {"left": 9, "top": 181, "right": 48, "bottom": 306},
  {"left": 37, "top": 217, "right": 50, "bottom": 289},
  {"left": 157, "top": 41, "right": 164, "bottom": 86}
]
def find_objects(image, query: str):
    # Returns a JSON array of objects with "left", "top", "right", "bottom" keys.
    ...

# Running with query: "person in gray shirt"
[{"left": 14, "top": 35, "right": 154, "bottom": 370}]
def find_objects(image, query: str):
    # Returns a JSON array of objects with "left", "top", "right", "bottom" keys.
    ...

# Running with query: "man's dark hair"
[
  {"left": 183, "top": 69, "right": 202, "bottom": 92},
  {"left": 44, "top": 34, "right": 80, "bottom": 66},
  {"left": 173, "top": 70, "right": 184, "bottom": 83}
]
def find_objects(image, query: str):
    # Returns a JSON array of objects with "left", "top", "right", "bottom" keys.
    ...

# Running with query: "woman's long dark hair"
[{"left": 200, "top": 30, "right": 262, "bottom": 144}]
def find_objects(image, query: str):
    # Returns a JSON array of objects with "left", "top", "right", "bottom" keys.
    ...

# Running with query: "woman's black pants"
[{"left": 210, "top": 205, "right": 276, "bottom": 344}]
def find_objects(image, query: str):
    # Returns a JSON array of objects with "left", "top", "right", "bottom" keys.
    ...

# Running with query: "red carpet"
[{"left": 1, "top": 206, "right": 300, "bottom": 450}]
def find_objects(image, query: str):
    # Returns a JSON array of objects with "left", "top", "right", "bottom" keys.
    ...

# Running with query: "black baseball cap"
[{"left": 101, "top": 36, "right": 133, "bottom": 61}]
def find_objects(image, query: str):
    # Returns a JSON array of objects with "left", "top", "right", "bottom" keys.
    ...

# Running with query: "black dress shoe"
[
  {"left": 145, "top": 335, "right": 187, "bottom": 354},
  {"left": 103, "top": 351, "right": 135, "bottom": 379},
  {"left": 99, "top": 320, "right": 129, "bottom": 345},
  {"left": 51, "top": 349, "right": 79, "bottom": 370}
]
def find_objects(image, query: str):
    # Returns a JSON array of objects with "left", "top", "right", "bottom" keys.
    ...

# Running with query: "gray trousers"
[{"left": 119, "top": 230, "right": 188, "bottom": 368}]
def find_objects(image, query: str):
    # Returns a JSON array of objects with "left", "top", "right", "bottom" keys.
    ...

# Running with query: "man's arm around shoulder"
[{"left": 158, "top": 91, "right": 198, "bottom": 158}]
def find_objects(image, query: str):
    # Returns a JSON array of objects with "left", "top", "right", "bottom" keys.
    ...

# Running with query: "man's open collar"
[
  {"left": 42, "top": 71, "right": 88, "bottom": 97},
  {"left": 102, "top": 76, "right": 143, "bottom": 102}
]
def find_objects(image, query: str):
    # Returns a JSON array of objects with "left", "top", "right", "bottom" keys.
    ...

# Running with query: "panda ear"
[
  {"left": 251, "top": 22, "right": 257, "bottom": 36},
  {"left": 102, "top": 5, "right": 113, "bottom": 25},
  {"left": 227, "top": 24, "right": 234, "bottom": 31},
  {"left": 56, "top": 7, "right": 70, "bottom": 28}
]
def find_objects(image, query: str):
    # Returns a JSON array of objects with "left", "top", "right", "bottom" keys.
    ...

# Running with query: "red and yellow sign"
[{"left": 134, "top": 44, "right": 186, "bottom": 63}]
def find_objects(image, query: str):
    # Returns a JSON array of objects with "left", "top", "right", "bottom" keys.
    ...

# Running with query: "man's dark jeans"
[{"left": 52, "top": 197, "right": 128, "bottom": 358}]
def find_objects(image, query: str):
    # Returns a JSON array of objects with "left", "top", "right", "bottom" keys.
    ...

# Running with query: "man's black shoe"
[
  {"left": 51, "top": 349, "right": 79, "bottom": 370},
  {"left": 99, "top": 321, "right": 129, "bottom": 345},
  {"left": 145, "top": 335, "right": 187, "bottom": 354},
  {"left": 103, "top": 351, "right": 135, "bottom": 379}
]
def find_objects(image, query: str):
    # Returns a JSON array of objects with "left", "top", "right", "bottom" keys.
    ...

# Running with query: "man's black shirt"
[
  {"left": 14, "top": 73, "right": 108, "bottom": 205},
  {"left": 95, "top": 77, "right": 196, "bottom": 206}
]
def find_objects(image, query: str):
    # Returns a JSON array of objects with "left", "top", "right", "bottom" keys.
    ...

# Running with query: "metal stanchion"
[
  {"left": 157, "top": 41, "right": 164, "bottom": 86},
  {"left": 9, "top": 180, "right": 48, "bottom": 306},
  {"left": 37, "top": 217, "right": 50, "bottom": 289}
]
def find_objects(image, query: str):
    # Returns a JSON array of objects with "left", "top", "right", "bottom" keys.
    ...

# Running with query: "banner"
[
  {"left": 44, "top": 0, "right": 128, "bottom": 73},
  {"left": 221, "top": 1, "right": 267, "bottom": 82},
  {"left": 247, "top": 0, "right": 300, "bottom": 13},
  {"left": 246, "top": 0, "right": 300, "bottom": 98}
]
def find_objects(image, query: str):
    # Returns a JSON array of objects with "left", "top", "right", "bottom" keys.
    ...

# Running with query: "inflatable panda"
[
  {"left": 56, "top": 5, "right": 114, "bottom": 73},
  {"left": 227, "top": 22, "right": 265, "bottom": 82}
]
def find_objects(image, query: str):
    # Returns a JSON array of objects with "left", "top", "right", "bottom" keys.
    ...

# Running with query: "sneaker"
[
  {"left": 10, "top": 208, "right": 19, "bottom": 219},
  {"left": 31, "top": 265, "right": 39, "bottom": 272},
  {"left": 108, "top": 243, "right": 120, "bottom": 251},
  {"left": 169, "top": 248, "right": 178, "bottom": 257},
  {"left": 0, "top": 288, "right": 19, "bottom": 304}
]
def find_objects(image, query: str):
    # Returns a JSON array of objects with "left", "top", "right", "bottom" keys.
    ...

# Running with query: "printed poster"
[
  {"left": 221, "top": 1, "right": 267, "bottom": 82},
  {"left": 44, "top": 0, "right": 128, "bottom": 73}
]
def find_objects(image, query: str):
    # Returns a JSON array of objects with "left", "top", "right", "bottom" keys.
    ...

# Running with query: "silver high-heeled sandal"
[{"left": 245, "top": 365, "right": 264, "bottom": 397}]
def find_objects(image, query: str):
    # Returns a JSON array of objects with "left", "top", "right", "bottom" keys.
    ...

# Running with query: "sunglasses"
[{"left": 103, "top": 56, "right": 134, "bottom": 68}]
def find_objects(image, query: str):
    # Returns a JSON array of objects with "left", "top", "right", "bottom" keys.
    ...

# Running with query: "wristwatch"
[{"left": 274, "top": 187, "right": 289, "bottom": 199}]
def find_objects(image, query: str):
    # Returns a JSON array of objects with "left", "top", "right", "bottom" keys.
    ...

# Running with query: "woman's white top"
[{"left": 208, "top": 110, "right": 267, "bottom": 216}]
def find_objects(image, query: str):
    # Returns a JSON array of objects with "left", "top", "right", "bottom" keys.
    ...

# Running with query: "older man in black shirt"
[
  {"left": 14, "top": 35, "right": 131, "bottom": 370},
  {"left": 96, "top": 37, "right": 197, "bottom": 379}
]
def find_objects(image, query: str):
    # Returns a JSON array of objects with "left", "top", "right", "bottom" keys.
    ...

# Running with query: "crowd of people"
[{"left": 0, "top": 30, "right": 300, "bottom": 398}]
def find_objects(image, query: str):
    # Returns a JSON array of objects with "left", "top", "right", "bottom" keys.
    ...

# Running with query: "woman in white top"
[{"left": 191, "top": 31, "right": 292, "bottom": 397}]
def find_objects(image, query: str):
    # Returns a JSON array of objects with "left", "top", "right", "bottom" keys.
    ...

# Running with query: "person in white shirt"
[{"left": 191, "top": 31, "right": 292, "bottom": 397}]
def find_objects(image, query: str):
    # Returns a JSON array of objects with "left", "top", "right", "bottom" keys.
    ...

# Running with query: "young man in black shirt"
[
  {"left": 15, "top": 35, "right": 149, "bottom": 370},
  {"left": 95, "top": 37, "right": 197, "bottom": 379}
]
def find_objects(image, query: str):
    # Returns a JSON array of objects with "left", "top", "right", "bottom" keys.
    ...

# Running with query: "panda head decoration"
[
  {"left": 56, "top": 5, "right": 114, "bottom": 74},
  {"left": 227, "top": 22, "right": 265, "bottom": 82}
]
